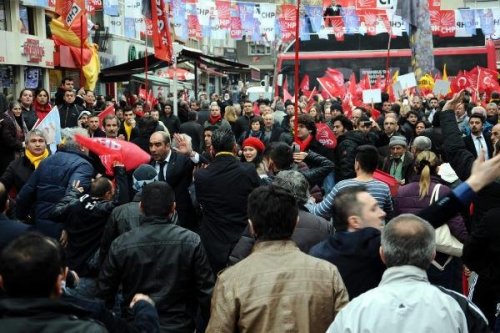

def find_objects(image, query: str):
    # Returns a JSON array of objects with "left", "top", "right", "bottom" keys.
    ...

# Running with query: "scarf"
[
  {"left": 25, "top": 148, "right": 49, "bottom": 169},
  {"left": 294, "top": 135, "right": 313, "bottom": 152},
  {"left": 33, "top": 100, "right": 52, "bottom": 121},
  {"left": 208, "top": 114, "right": 222, "bottom": 125}
]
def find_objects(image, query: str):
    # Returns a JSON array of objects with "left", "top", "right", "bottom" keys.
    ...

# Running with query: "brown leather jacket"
[{"left": 206, "top": 240, "right": 349, "bottom": 333}]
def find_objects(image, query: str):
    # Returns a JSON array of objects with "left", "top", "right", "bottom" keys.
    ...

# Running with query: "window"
[
  {"left": 248, "top": 43, "right": 271, "bottom": 56},
  {"left": 0, "top": 0, "right": 9, "bottom": 31},
  {"left": 19, "top": 5, "right": 35, "bottom": 35}
]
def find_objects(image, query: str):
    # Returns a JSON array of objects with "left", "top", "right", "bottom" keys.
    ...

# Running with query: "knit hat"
[
  {"left": 242, "top": 137, "right": 265, "bottom": 153},
  {"left": 78, "top": 110, "right": 92, "bottom": 120},
  {"left": 132, "top": 164, "right": 158, "bottom": 191},
  {"left": 389, "top": 135, "right": 407, "bottom": 148}
]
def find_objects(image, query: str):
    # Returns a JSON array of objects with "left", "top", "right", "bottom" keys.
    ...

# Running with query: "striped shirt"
[{"left": 306, "top": 178, "right": 393, "bottom": 219}]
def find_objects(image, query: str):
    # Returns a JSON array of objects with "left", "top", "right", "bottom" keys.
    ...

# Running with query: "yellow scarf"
[
  {"left": 124, "top": 122, "right": 133, "bottom": 141},
  {"left": 25, "top": 148, "right": 49, "bottom": 169}
]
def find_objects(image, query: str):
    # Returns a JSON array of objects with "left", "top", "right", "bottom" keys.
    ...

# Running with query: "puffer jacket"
[
  {"left": 334, "top": 130, "right": 369, "bottom": 182},
  {"left": 228, "top": 208, "right": 332, "bottom": 266},
  {"left": 97, "top": 216, "right": 214, "bottom": 333},
  {"left": 394, "top": 176, "right": 469, "bottom": 242},
  {"left": 15, "top": 148, "right": 94, "bottom": 237}
]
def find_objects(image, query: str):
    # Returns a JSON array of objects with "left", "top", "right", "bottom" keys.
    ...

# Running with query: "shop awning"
[
  {"left": 99, "top": 47, "right": 251, "bottom": 83},
  {"left": 131, "top": 73, "right": 192, "bottom": 89}
]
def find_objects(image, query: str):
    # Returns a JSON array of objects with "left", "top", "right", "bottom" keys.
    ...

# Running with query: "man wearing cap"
[
  {"left": 100, "top": 164, "right": 158, "bottom": 264},
  {"left": 380, "top": 135, "right": 414, "bottom": 185}
]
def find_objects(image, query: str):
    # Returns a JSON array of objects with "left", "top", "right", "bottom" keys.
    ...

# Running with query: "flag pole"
[
  {"left": 80, "top": 15, "right": 84, "bottom": 89},
  {"left": 293, "top": 0, "right": 301, "bottom": 142},
  {"left": 145, "top": 33, "right": 149, "bottom": 101}
]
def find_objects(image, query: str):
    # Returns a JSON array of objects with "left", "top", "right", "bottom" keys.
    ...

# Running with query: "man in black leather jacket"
[{"left": 97, "top": 181, "right": 214, "bottom": 333}]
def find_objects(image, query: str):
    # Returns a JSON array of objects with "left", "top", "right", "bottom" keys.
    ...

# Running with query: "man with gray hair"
[
  {"left": 327, "top": 214, "right": 487, "bottom": 333},
  {"left": 16, "top": 127, "right": 94, "bottom": 238},
  {"left": 411, "top": 135, "right": 432, "bottom": 156},
  {"left": 229, "top": 170, "right": 331, "bottom": 265}
]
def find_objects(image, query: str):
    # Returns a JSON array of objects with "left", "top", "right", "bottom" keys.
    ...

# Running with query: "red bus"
[{"left": 274, "top": 31, "right": 497, "bottom": 96}]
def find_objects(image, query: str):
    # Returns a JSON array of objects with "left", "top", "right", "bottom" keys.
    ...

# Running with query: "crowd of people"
[{"left": 0, "top": 76, "right": 500, "bottom": 332}]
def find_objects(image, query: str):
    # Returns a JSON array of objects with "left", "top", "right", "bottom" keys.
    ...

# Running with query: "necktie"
[
  {"left": 476, "top": 136, "right": 484, "bottom": 149},
  {"left": 158, "top": 161, "right": 167, "bottom": 181}
]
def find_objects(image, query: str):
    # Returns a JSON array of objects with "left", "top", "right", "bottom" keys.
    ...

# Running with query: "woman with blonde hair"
[
  {"left": 224, "top": 105, "right": 238, "bottom": 133},
  {"left": 394, "top": 150, "right": 468, "bottom": 292}
]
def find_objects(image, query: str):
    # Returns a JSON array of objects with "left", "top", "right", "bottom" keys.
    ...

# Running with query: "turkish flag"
[
  {"left": 450, "top": 73, "right": 471, "bottom": 93},
  {"left": 75, "top": 135, "right": 151, "bottom": 176},
  {"left": 97, "top": 105, "right": 115, "bottom": 130},
  {"left": 472, "top": 67, "right": 500, "bottom": 92}
]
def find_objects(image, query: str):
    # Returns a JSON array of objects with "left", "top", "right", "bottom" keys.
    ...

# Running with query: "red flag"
[
  {"left": 283, "top": 78, "right": 294, "bottom": 103},
  {"left": 331, "top": 16, "right": 345, "bottom": 41},
  {"left": 359, "top": 74, "right": 372, "bottom": 90},
  {"left": 315, "top": 123, "right": 337, "bottom": 149},
  {"left": 299, "top": 75, "right": 310, "bottom": 92},
  {"left": 450, "top": 73, "right": 471, "bottom": 93},
  {"left": 326, "top": 68, "right": 345, "bottom": 87},
  {"left": 56, "top": 0, "right": 86, "bottom": 28},
  {"left": 98, "top": 105, "right": 115, "bottom": 130},
  {"left": 151, "top": 0, "right": 173, "bottom": 62},
  {"left": 305, "top": 88, "right": 318, "bottom": 112},
  {"left": 438, "top": 10, "right": 456, "bottom": 37},
  {"left": 303, "top": 86, "right": 317, "bottom": 100},
  {"left": 474, "top": 67, "right": 500, "bottom": 92},
  {"left": 279, "top": 4, "right": 297, "bottom": 43},
  {"left": 317, "top": 76, "right": 345, "bottom": 99},
  {"left": 373, "top": 75, "right": 384, "bottom": 90},
  {"left": 75, "top": 135, "right": 151, "bottom": 176}
]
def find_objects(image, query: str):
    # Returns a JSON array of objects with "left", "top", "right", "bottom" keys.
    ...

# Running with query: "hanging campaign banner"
[
  {"left": 305, "top": 5, "right": 323, "bottom": 33},
  {"left": 197, "top": 0, "right": 213, "bottom": 26},
  {"left": 230, "top": 16, "right": 243, "bottom": 40},
  {"left": 150, "top": 0, "right": 172, "bottom": 62},
  {"left": 104, "top": 0, "right": 119, "bottom": 16},
  {"left": 215, "top": 0, "right": 231, "bottom": 29},
  {"left": 279, "top": 4, "right": 296, "bottom": 43}
]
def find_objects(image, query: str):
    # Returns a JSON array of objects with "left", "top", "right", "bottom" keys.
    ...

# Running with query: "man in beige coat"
[{"left": 206, "top": 185, "right": 349, "bottom": 333}]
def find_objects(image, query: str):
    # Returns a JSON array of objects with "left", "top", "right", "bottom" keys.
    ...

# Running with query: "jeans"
[{"left": 65, "top": 277, "right": 97, "bottom": 300}]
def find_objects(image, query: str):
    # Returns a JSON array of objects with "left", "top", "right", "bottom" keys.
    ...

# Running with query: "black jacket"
[
  {"left": 0, "top": 155, "right": 36, "bottom": 193},
  {"left": 334, "top": 130, "right": 368, "bottom": 182},
  {"left": 0, "top": 298, "right": 107, "bottom": 332},
  {"left": 228, "top": 209, "right": 331, "bottom": 266},
  {"left": 440, "top": 110, "right": 500, "bottom": 228},
  {"left": 194, "top": 155, "right": 260, "bottom": 273},
  {"left": 49, "top": 166, "right": 128, "bottom": 276},
  {"left": 0, "top": 213, "right": 31, "bottom": 251},
  {"left": 100, "top": 192, "right": 143, "bottom": 265},
  {"left": 97, "top": 216, "right": 214, "bottom": 333},
  {"left": 160, "top": 114, "right": 181, "bottom": 134},
  {"left": 299, "top": 150, "right": 335, "bottom": 187},
  {"left": 233, "top": 114, "right": 254, "bottom": 140},
  {"left": 118, "top": 123, "right": 140, "bottom": 141},
  {"left": 58, "top": 103, "right": 83, "bottom": 128},
  {"left": 21, "top": 105, "right": 37, "bottom": 130},
  {"left": 380, "top": 151, "right": 415, "bottom": 185}
]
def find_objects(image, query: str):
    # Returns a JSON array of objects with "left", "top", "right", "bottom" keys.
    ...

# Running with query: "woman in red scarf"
[{"left": 33, "top": 88, "right": 52, "bottom": 122}]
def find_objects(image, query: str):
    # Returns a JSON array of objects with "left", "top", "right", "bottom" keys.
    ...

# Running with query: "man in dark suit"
[
  {"left": 149, "top": 131, "right": 197, "bottom": 231},
  {"left": 194, "top": 128, "right": 260, "bottom": 274},
  {"left": 464, "top": 113, "right": 493, "bottom": 160},
  {"left": 180, "top": 111, "right": 204, "bottom": 153}
]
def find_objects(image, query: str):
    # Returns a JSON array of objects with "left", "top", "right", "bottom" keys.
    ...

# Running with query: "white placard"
[
  {"left": 433, "top": 80, "right": 451, "bottom": 96},
  {"left": 397, "top": 72, "right": 417, "bottom": 89},
  {"left": 362, "top": 89, "right": 382, "bottom": 104}
]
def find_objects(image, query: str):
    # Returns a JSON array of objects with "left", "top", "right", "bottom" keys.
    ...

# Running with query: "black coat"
[
  {"left": 118, "top": 123, "right": 140, "bottom": 141},
  {"left": 334, "top": 130, "right": 369, "bottom": 182},
  {"left": 194, "top": 155, "right": 260, "bottom": 273},
  {"left": 0, "top": 113, "right": 25, "bottom": 175},
  {"left": 97, "top": 216, "right": 214, "bottom": 333},
  {"left": 160, "top": 114, "right": 181, "bottom": 134},
  {"left": 233, "top": 114, "right": 254, "bottom": 140},
  {"left": 180, "top": 121, "right": 204, "bottom": 153},
  {"left": 21, "top": 105, "right": 37, "bottom": 130},
  {"left": 0, "top": 155, "right": 37, "bottom": 197},
  {"left": 196, "top": 110, "right": 210, "bottom": 126},
  {"left": 0, "top": 213, "right": 31, "bottom": 251},
  {"left": 380, "top": 151, "right": 415, "bottom": 185},
  {"left": 440, "top": 110, "right": 500, "bottom": 229}
]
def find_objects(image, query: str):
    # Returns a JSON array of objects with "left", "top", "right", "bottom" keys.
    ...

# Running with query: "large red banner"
[{"left": 150, "top": 0, "right": 173, "bottom": 62}]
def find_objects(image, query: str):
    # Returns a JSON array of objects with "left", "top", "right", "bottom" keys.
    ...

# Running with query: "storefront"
[{"left": 0, "top": 31, "right": 54, "bottom": 99}]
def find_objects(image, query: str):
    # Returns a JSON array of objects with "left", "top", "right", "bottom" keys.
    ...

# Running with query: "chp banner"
[
  {"left": 149, "top": 0, "right": 173, "bottom": 62},
  {"left": 56, "top": 0, "right": 86, "bottom": 27}
]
